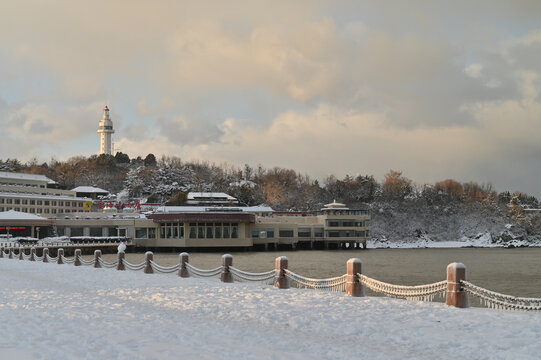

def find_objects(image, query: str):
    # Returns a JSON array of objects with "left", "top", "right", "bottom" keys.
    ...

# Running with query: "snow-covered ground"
[{"left": 1, "top": 259, "right": 540, "bottom": 359}]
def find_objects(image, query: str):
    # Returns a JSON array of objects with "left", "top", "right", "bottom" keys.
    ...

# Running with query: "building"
[
  {"left": 72, "top": 186, "right": 110, "bottom": 200},
  {"left": 50, "top": 199, "right": 369, "bottom": 250},
  {"left": 0, "top": 190, "right": 370, "bottom": 249},
  {"left": 0, "top": 171, "right": 90, "bottom": 218},
  {"left": 97, "top": 105, "right": 114, "bottom": 155}
]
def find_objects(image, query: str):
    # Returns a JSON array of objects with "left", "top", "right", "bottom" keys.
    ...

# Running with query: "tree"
[
  {"left": 115, "top": 152, "right": 130, "bottom": 164},
  {"left": 381, "top": 170, "right": 413, "bottom": 200},
  {"left": 144, "top": 153, "right": 157, "bottom": 167}
]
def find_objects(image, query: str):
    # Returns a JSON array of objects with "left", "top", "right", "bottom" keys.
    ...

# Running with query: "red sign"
[{"left": 0, "top": 227, "right": 26, "bottom": 230}]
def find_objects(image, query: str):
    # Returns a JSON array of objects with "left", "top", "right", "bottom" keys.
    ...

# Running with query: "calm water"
[{"left": 100, "top": 248, "right": 541, "bottom": 298}]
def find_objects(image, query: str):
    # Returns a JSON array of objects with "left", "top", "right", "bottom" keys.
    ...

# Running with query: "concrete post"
[
  {"left": 43, "top": 248, "right": 49, "bottom": 263},
  {"left": 29, "top": 247, "right": 36, "bottom": 261},
  {"left": 221, "top": 254, "right": 233, "bottom": 283},
  {"left": 144, "top": 251, "right": 153, "bottom": 274},
  {"left": 57, "top": 249, "right": 64, "bottom": 265},
  {"left": 18, "top": 247, "right": 24, "bottom": 260},
  {"left": 117, "top": 252, "right": 125, "bottom": 271},
  {"left": 446, "top": 262, "right": 469, "bottom": 308},
  {"left": 94, "top": 250, "right": 102, "bottom": 268},
  {"left": 274, "top": 256, "right": 289, "bottom": 289},
  {"left": 178, "top": 252, "right": 189, "bottom": 278},
  {"left": 74, "top": 249, "right": 81, "bottom": 266},
  {"left": 346, "top": 258, "right": 364, "bottom": 297}
]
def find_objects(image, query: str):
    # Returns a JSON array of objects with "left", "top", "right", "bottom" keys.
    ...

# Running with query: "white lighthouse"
[{"left": 97, "top": 105, "right": 115, "bottom": 155}]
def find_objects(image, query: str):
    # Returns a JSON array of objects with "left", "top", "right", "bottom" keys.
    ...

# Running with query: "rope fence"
[{"left": 1, "top": 245, "right": 540, "bottom": 312}]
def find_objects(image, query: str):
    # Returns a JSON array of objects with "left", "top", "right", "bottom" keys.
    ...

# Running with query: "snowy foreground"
[{"left": 1, "top": 260, "right": 541, "bottom": 360}]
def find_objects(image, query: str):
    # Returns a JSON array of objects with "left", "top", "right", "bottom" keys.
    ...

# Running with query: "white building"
[{"left": 97, "top": 105, "right": 114, "bottom": 155}]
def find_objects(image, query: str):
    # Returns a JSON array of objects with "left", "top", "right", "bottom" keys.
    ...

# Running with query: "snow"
[
  {"left": 71, "top": 186, "right": 109, "bottom": 193},
  {"left": 0, "top": 210, "right": 47, "bottom": 221},
  {"left": 1, "top": 258, "right": 541, "bottom": 359},
  {"left": 0, "top": 171, "right": 56, "bottom": 184}
]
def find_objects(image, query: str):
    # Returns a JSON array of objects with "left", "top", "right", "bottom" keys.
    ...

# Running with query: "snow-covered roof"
[
  {"left": 0, "top": 171, "right": 56, "bottom": 184},
  {"left": 146, "top": 205, "right": 274, "bottom": 214},
  {"left": 0, "top": 210, "right": 47, "bottom": 221},
  {"left": 0, "top": 192, "right": 89, "bottom": 201},
  {"left": 72, "top": 186, "right": 109, "bottom": 193},
  {"left": 187, "top": 192, "right": 237, "bottom": 201},
  {"left": 322, "top": 200, "right": 348, "bottom": 210}
]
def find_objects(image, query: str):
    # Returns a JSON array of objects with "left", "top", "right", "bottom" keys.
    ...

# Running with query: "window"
[
  {"left": 206, "top": 225, "right": 213, "bottom": 239},
  {"left": 251, "top": 230, "right": 259, "bottom": 238},
  {"left": 231, "top": 224, "right": 238, "bottom": 238},
  {"left": 29, "top": 208, "right": 35, "bottom": 213},
  {"left": 108, "top": 227, "right": 118, "bottom": 237},
  {"left": 6, "top": 199, "right": 12, "bottom": 204},
  {"left": 56, "top": 227, "right": 65, "bottom": 236},
  {"left": 314, "top": 228, "right": 324, "bottom": 237},
  {"left": 298, "top": 228, "right": 311, "bottom": 238},
  {"left": 22, "top": 199, "right": 28, "bottom": 205},
  {"left": 279, "top": 229, "right": 294, "bottom": 238},
  {"left": 136, "top": 228, "right": 148, "bottom": 239},
  {"left": 89, "top": 227, "right": 102, "bottom": 237},
  {"left": 37, "top": 200, "right": 42, "bottom": 205},
  {"left": 189, "top": 224, "right": 197, "bottom": 239},
  {"left": 149, "top": 228, "right": 156, "bottom": 239},
  {"left": 215, "top": 226, "right": 222, "bottom": 238},
  {"left": 197, "top": 225, "right": 205, "bottom": 239},
  {"left": 44, "top": 201, "right": 50, "bottom": 206},
  {"left": 15, "top": 199, "right": 20, "bottom": 204},
  {"left": 70, "top": 227, "right": 84, "bottom": 236},
  {"left": 223, "top": 225, "right": 230, "bottom": 239},
  {"left": 59, "top": 201, "right": 64, "bottom": 206},
  {"left": 30, "top": 200, "right": 35, "bottom": 205},
  {"left": 160, "top": 225, "right": 166, "bottom": 239},
  {"left": 0, "top": 199, "right": 3, "bottom": 204}
]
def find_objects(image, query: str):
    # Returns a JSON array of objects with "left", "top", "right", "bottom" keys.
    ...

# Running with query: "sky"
[{"left": 1, "top": 1, "right": 541, "bottom": 197}]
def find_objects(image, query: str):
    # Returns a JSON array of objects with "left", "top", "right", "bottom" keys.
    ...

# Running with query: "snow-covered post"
[
  {"left": 43, "top": 248, "right": 49, "bottom": 263},
  {"left": 446, "top": 263, "right": 469, "bottom": 308},
  {"left": 8, "top": 247, "right": 13, "bottom": 259},
  {"left": 346, "top": 258, "right": 364, "bottom": 297},
  {"left": 0, "top": 246, "right": 3, "bottom": 258},
  {"left": 221, "top": 254, "right": 233, "bottom": 283},
  {"left": 57, "top": 249, "right": 64, "bottom": 264},
  {"left": 178, "top": 252, "right": 189, "bottom": 278},
  {"left": 18, "top": 247, "right": 24, "bottom": 260},
  {"left": 274, "top": 256, "right": 289, "bottom": 289},
  {"left": 74, "top": 249, "right": 82, "bottom": 266},
  {"left": 116, "top": 252, "right": 125, "bottom": 271},
  {"left": 29, "top": 247, "right": 36, "bottom": 261},
  {"left": 94, "top": 250, "right": 102, "bottom": 268},
  {"left": 144, "top": 251, "right": 153, "bottom": 274}
]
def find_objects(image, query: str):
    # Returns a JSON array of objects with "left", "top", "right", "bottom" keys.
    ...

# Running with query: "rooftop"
[
  {"left": 72, "top": 186, "right": 109, "bottom": 193},
  {"left": 0, "top": 171, "right": 56, "bottom": 185}
]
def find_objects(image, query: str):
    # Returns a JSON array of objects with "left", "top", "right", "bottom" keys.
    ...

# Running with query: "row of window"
[
  {"left": 56, "top": 227, "right": 125, "bottom": 237},
  {"left": 0, "top": 207, "right": 80, "bottom": 214},
  {"left": 326, "top": 220, "right": 369, "bottom": 227},
  {"left": 0, "top": 183, "right": 45, "bottom": 188},
  {"left": 326, "top": 230, "right": 369, "bottom": 238},
  {"left": 0, "top": 198, "right": 82, "bottom": 207}
]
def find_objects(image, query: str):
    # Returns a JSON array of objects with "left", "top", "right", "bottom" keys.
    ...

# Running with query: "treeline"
[{"left": 0, "top": 155, "right": 538, "bottom": 213}]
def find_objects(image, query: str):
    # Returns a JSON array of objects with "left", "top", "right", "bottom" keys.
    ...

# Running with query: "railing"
[
  {"left": 2, "top": 246, "right": 540, "bottom": 312},
  {"left": 0, "top": 239, "right": 133, "bottom": 249}
]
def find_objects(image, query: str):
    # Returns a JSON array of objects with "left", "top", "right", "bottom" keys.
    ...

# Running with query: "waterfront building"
[
  {"left": 97, "top": 105, "right": 114, "bottom": 155},
  {"left": 0, "top": 189, "right": 370, "bottom": 249},
  {"left": 0, "top": 172, "right": 90, "bottom": 218}
]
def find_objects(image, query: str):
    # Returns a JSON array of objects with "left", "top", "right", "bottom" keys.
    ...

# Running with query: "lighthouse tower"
[{"left": 97, "top": 105, "right": 115, "bottom": 155}]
